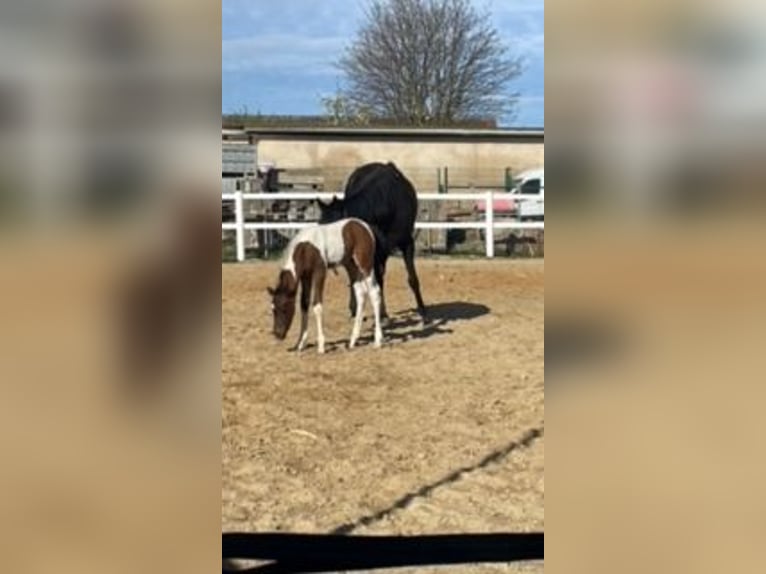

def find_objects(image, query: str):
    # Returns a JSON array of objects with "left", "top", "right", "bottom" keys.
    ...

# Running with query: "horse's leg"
[
  {"left": 366, "top": 273, "right": 384, "bottom": 347},
  {"left": 311, "top": 265, "right": 327, "bottom": 354},
  {"left": 402, "top": 238, "right": 427, "bottom": 320},
  {"left": 348, "top": 281, "right": 366, "bottom": 349},
  {"left": 375, "top": 256, "right": 389, "bottom": 321},
  {"left": 295, "top": 275, "right": 311, "bottom": 352}
]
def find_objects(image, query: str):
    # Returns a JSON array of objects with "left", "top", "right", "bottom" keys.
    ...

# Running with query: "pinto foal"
[{"left": 268, "top": 218, "right": 383, "bottom": 353}]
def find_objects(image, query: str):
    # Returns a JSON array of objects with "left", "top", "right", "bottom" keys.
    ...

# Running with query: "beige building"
[{"left": 229, "top": 127, "right": 543, "bottom": 191}]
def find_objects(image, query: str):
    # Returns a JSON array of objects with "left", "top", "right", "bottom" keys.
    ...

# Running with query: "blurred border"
[{"left": 0, "top": 1, "right": 221, "bottom": 572}]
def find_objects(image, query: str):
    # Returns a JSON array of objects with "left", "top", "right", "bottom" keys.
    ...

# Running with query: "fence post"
[
  {"left": 485, "top": 191, "right": 494, "bottom": 258},
  {"left": 235, "top": 189, "right": 245, "bottom": 262}
]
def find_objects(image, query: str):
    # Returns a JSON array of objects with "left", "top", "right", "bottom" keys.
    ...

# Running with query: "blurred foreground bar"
[{"left": 0, "top": 0, "right": 220, "bottom": 572}]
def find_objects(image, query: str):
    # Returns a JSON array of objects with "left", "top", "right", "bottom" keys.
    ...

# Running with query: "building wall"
[{"left": 255, "top": 139, "right": 544, "bottom": 191}]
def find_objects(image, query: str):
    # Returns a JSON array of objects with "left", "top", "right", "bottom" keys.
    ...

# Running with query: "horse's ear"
[
  {"left": 266, "top": 286, "right": 275, "bottom": 296},
  {"left": 315, "top": 198, "right": 328, "bottom": 208}
]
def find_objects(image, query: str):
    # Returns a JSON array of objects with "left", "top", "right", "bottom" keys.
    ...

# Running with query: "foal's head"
[
  {"left": 316, "top": 196, "right": 345, "bottom": 224},
  {"left": 267, "top": 271, "right": 297, "bottom": 340}
]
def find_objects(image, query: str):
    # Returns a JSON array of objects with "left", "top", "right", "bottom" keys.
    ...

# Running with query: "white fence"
[{"left": 222, "top": 191, "right": 544, "bottom": 261}]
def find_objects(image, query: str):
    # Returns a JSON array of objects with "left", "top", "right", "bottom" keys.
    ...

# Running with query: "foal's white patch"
[
  {"left": 313, "top": 303, "right": 325, "bottom": 354},
  {"left": 368, "top": 277, "right": 384, "bottom": 347},
  {"left": 281, "top": 218, "right": 375, "bottom": 270}
]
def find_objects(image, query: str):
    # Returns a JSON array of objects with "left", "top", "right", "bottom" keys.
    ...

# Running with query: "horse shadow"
[
  {"left": 356, "top": 301, "right": 490, "bottom": 346},
  {"left": 299, "top": 302, "right": 490, "bottom": 353}
]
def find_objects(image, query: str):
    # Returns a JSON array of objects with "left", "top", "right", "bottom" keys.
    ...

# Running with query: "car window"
[{"left": 520, "top": 178, "right": 541, "bottom": 195}]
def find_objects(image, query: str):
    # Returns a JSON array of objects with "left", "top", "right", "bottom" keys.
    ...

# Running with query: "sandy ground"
[{"left": 222, "top": 258, "right": 544, "bottom": 572}]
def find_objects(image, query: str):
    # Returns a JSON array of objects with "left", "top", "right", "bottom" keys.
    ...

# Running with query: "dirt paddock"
[{"left": 222, "top": 258, "right": 544, "bottom": 572}]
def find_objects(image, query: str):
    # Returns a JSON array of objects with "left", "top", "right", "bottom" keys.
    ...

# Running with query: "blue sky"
[{"left": 222, "top": 0, "right": 543, "bottom": 127}]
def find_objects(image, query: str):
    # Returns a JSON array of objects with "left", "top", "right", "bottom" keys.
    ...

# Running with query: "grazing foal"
[{"left": 268, "top": 218, "right": 383, "bottom": 353}]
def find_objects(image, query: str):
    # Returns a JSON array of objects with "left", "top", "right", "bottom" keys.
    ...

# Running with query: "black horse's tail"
[
  {"left": 369, "top": 224, "right": 389, "bottom": 284},
  {"left": 369, "top": 224, "right": 389, "bottom": 259},
  {"left": 385, "top": 162, "right": 418, "bottom": 218}
]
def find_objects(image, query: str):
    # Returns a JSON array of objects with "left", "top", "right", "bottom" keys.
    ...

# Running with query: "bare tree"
[
  {"left": 337, "top": 0, "right": 523, "bottom": 126},
  {"left": 320, "top": 90, "right": 372, "bottom": 126}
]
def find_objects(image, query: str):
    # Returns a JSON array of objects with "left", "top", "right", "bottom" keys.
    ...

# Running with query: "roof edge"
[{"left": 224, "top": 126, "right": 543, "bottom": 142}]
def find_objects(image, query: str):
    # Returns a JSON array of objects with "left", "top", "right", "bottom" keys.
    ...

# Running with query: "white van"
[{"left": 508, "top": 168, "right": 544, "bottom": 221}]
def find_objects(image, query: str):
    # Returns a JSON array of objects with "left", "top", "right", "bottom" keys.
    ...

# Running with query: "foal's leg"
[
  {"left": 348, "top": 281, "right": 366, "bottom": 349},
  {"left": 295, "top": 276, "right": 311, "bottom": 352},
  {"left": 313, "top": 303, "right": 325, "bottom": 354},
  {"left": 402, "top": 238, "right": 427, "bottom": 320},
  {"left": 348, "top": 258, "right": 386, "bottom": 322},
  {"left": 366, "top": 274, "right": 384, "bottom": 347},
  {"left": 311, "top": 265, "right": 327, "bottom": 354}
]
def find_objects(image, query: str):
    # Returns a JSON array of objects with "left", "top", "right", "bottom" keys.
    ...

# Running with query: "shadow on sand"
[
  {"left": 298, "top": 302, "right": 490, "bottom": 353},
  {"left": 365, "top": 301, "right": 490, "bottom": 346}
]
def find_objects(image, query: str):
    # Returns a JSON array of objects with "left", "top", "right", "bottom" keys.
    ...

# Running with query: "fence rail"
[{"left": 222, "top": 191, "right": 543, "bottom": 261}]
